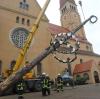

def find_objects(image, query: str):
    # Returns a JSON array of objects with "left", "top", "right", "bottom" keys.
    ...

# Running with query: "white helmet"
[
  {"left": 58, "top": 73, "right": 61, "bottom": 76},
  {"left": 42, "top": 72, "right": 46, "bottom": 75}
]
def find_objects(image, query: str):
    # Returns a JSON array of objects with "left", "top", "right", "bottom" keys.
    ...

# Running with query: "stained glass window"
[{"left": 10, "top": 28, "right": 29, "bottom": 48}]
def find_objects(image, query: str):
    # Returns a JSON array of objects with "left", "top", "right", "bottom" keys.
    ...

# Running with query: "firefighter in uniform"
[
  {"left": 41, "top": 73, "right": 51, "bottom": 96},
  {"left": 45, "top": 74, "right": 51, "bottom": 95},
  {"left": 15, "top": 78, "right": 25, "bottom": 99},
  {"left": 56, "top": 73, "right": 63, "bottom": 92},
  {"left": 41, "top": 72, "right": 46, "bottom": 96}
]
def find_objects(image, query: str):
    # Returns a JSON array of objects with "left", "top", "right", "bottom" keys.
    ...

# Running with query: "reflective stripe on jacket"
[
  {"left": 42, "top": 79, "right": 50, "bottom": 88},
  {"left": 17, "top": 82, "right": 24, "bottom": 91}
]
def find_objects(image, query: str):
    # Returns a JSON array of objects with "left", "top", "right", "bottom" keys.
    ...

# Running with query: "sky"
[{"left": 37, "top": 0, "right": 100, "bottom": 54}]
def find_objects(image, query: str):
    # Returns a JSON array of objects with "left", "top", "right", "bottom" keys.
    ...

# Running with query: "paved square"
[{"left": 1, "top": 84, "right": 100, "bottom": 99}]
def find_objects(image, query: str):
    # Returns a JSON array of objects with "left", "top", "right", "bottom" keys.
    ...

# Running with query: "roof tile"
[
  {"left": 73, "top": 60, "right": 94, "bottom": 74},
  {"left": 48, "top": 23, "right": 70, "bottom": 35}
]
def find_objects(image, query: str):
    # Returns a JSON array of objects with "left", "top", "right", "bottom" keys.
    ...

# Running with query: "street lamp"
[{"left": 79, "top": 0, "right": 85, "bottom": 20}]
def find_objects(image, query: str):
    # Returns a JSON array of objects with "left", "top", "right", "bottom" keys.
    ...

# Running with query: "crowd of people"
[
  {"left": 14, "top": 72, "right": 64, "bottom": 98},
  {"left": 41, "top": 72, "right": 64, "bottom": 96}
]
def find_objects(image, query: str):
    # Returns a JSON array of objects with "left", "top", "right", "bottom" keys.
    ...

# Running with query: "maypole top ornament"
[{"left": 51, "top": 15, "right": 97, "bottom": 63}]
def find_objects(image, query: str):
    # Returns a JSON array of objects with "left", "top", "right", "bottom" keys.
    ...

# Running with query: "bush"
[{"left": 75, "top": 76, "right": 87, "bottom": 85}]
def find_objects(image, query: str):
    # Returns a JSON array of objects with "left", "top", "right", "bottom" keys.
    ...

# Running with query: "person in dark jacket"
[
  {"left": 56, "top": 74, "right": 63, "bottom": 92},
  {"left": 15, "top": 78, "right": 25, "bottom": 99},
  {"left": 41, "top": 72, "right": 46, "bottom": 96},
  {"left": 45, "top": 74, "right": 51, "bottom": 95},
  {"left": 41, "top": 73, "right": 51, "bottom": 96}
]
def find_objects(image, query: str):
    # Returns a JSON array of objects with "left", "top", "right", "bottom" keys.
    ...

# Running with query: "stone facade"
[{"left": 0, "top": 0, "right": 100, "bottom": 83}]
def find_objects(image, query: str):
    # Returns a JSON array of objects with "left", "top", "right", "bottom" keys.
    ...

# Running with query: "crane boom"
[{"left": 13, "top": 0, "right": 50, "bottom": 72}]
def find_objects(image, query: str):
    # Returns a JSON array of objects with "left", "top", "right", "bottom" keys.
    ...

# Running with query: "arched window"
[
  {"left": 94, "top": 71, "right": 98, "bottom": 77},
  {"left": 27, "top": 19, "right": 30, "bottom": 26},
  {"left": 62, "top": 9, "right": 63, "bottom": 14},
  {"left": 63, "top": 6, "right": 66, "bottom": 13},
  {"left": 20, "top": 2, "right": 23, "bottom": 8},
  {"left": 0, "top": 60, "right": 2, "bottom": 75},
  {"left": 16, "top": 16, "right": 19, "bottom": 23},
  {"left": 10, "top": 60, "right": 16, "bottom": 70},
  {"left": 72, "top": 6, "right": 73, "bottom": 9},
  {"left": 76, "top": 75, "right": 81, "bottom": 80},
  {"left": 86, "top": 45, "right": 89, "bottom": 50},
  {"left": 83, "top": 73, "right": 89, "bottom": 80},
  {"left": 80, "top": 59, "right": 83, "bottom": 64},
  {"left": 70, "top": 5, "right": 71, "bottom": 9},
  {"left": 23, "top": 0, "right": 26, "bottom": 2},
  {"left": 26, "top": 4, "right": 29, "bottom": 10},
  {"left": 94, "top": 71, "right": 100, "bottom": 83},
  {"left": 10, "top": 27, "right": 29, "bottom": 48},
  {"left": 22, "top": 18, "right": 25, "bottom": 24},
  {"left": 74, "top": 7, "right": 76, "bottom": 10}
]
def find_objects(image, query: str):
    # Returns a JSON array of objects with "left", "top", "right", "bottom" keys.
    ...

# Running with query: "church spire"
[
  {"left": 60, "top": 0, "right": 76, "bottom": 8},
  {"left": 60, "top": 0, "right": 87, "bottom": 40}
]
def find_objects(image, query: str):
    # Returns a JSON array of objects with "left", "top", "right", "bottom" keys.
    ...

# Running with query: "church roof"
[
  {"left": 60, "top": 0, "right": 76, "bottom": 8},
  {"left": 48, "top": 23, "right": 70, "bottom": 35},
  {"left": 78, "top": 50, "right": 100, "bottom": 57},
  {"left": 48, "top": 23, "right": 93, "bottom": 45},
  {"left": 73, "top": 60, "right": 94, "bottom": 74}
]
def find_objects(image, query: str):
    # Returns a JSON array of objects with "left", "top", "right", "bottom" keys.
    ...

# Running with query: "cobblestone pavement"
[{"left": 1, "top": 84, "right": 100, "bottom": 99}]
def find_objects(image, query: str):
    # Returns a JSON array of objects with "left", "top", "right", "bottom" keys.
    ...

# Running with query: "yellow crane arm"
[{"left": 13, "top": 0, "right": 50, "bottom": 72}]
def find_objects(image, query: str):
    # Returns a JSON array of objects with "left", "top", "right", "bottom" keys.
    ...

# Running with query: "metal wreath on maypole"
[
  {"left": 51, "top": 15, "right": 97, "bottom": 78},
  {"left": 51, "top": 31, "right": 80, "bottom": 85}
]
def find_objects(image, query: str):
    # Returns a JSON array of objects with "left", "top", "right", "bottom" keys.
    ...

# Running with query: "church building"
[{"left": 0, "top": 0, "right": 100, "bottom": 84}]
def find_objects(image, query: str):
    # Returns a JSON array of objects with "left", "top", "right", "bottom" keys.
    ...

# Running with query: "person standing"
[
  {"left": 45, "top": 74, "right": 51, "bottom": 95},
  {"left": 15, "top": 78, "right": 25, "bottom": 99},
  {"left": 56, "top": 74, "right": 63, "bottom": 92},
  {"left": 41, "top": 73, "right": 51, "bottom": 96},
  {"left": 41, "top": 72, "right": 46, "bottom": 96}
]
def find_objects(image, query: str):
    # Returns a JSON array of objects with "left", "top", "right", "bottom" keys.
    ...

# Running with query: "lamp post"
[{"left": 79, "top": 1, "right": 85, "bottom": 20}]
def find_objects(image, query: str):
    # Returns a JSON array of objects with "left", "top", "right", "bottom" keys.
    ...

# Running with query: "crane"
[
  {"left": 0, "top": 15, "right": 97, "bottom": 95},
  {"left": 13, "top": 0, "right": 50, "bottom": 72}
]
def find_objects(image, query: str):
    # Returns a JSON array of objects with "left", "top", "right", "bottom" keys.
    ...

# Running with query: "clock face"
[{"left": 10, "top": 27, "right": 29, "bottom": 48}]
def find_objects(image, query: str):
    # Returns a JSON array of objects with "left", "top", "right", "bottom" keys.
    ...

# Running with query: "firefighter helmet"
[
  {"left": 58, "top": 73, "right": 61, "bottom": 76},
  {"left": 42, "top": 72, "right": 46, "bottom": 75}
]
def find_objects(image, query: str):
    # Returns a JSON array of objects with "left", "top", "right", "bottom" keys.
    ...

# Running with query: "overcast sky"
[{"left": 37, "top": 0, "right": 100, "bottom": 54}]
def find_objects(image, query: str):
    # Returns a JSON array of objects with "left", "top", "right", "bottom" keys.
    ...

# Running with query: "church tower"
[
  {"left": 59, "top": 0, "right": 93, "bottom": 52},
  {"left": 60, "top": 0, "right": 86, "bottom": 38}
]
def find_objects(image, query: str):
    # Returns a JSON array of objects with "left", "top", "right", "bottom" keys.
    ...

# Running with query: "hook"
[{"left": 90, "top": 15, "right": 98, "bottom": 23}]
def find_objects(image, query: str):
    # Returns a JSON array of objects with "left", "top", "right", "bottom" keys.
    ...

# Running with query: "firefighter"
[
  {"left": 45, "top": 74, "right": 51, "bottom": 95},
  {"left": 15, "top": 78, "right": 25, "bottom": 99},
  {"left": 56, "top": 73, "right": 63, "bottom": 92},
  {"left": 41, "top": 72, "right": 46, "bottom": 96},
  {"left": 41, "top": 73, "right": 51, "bottom": 96}
]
